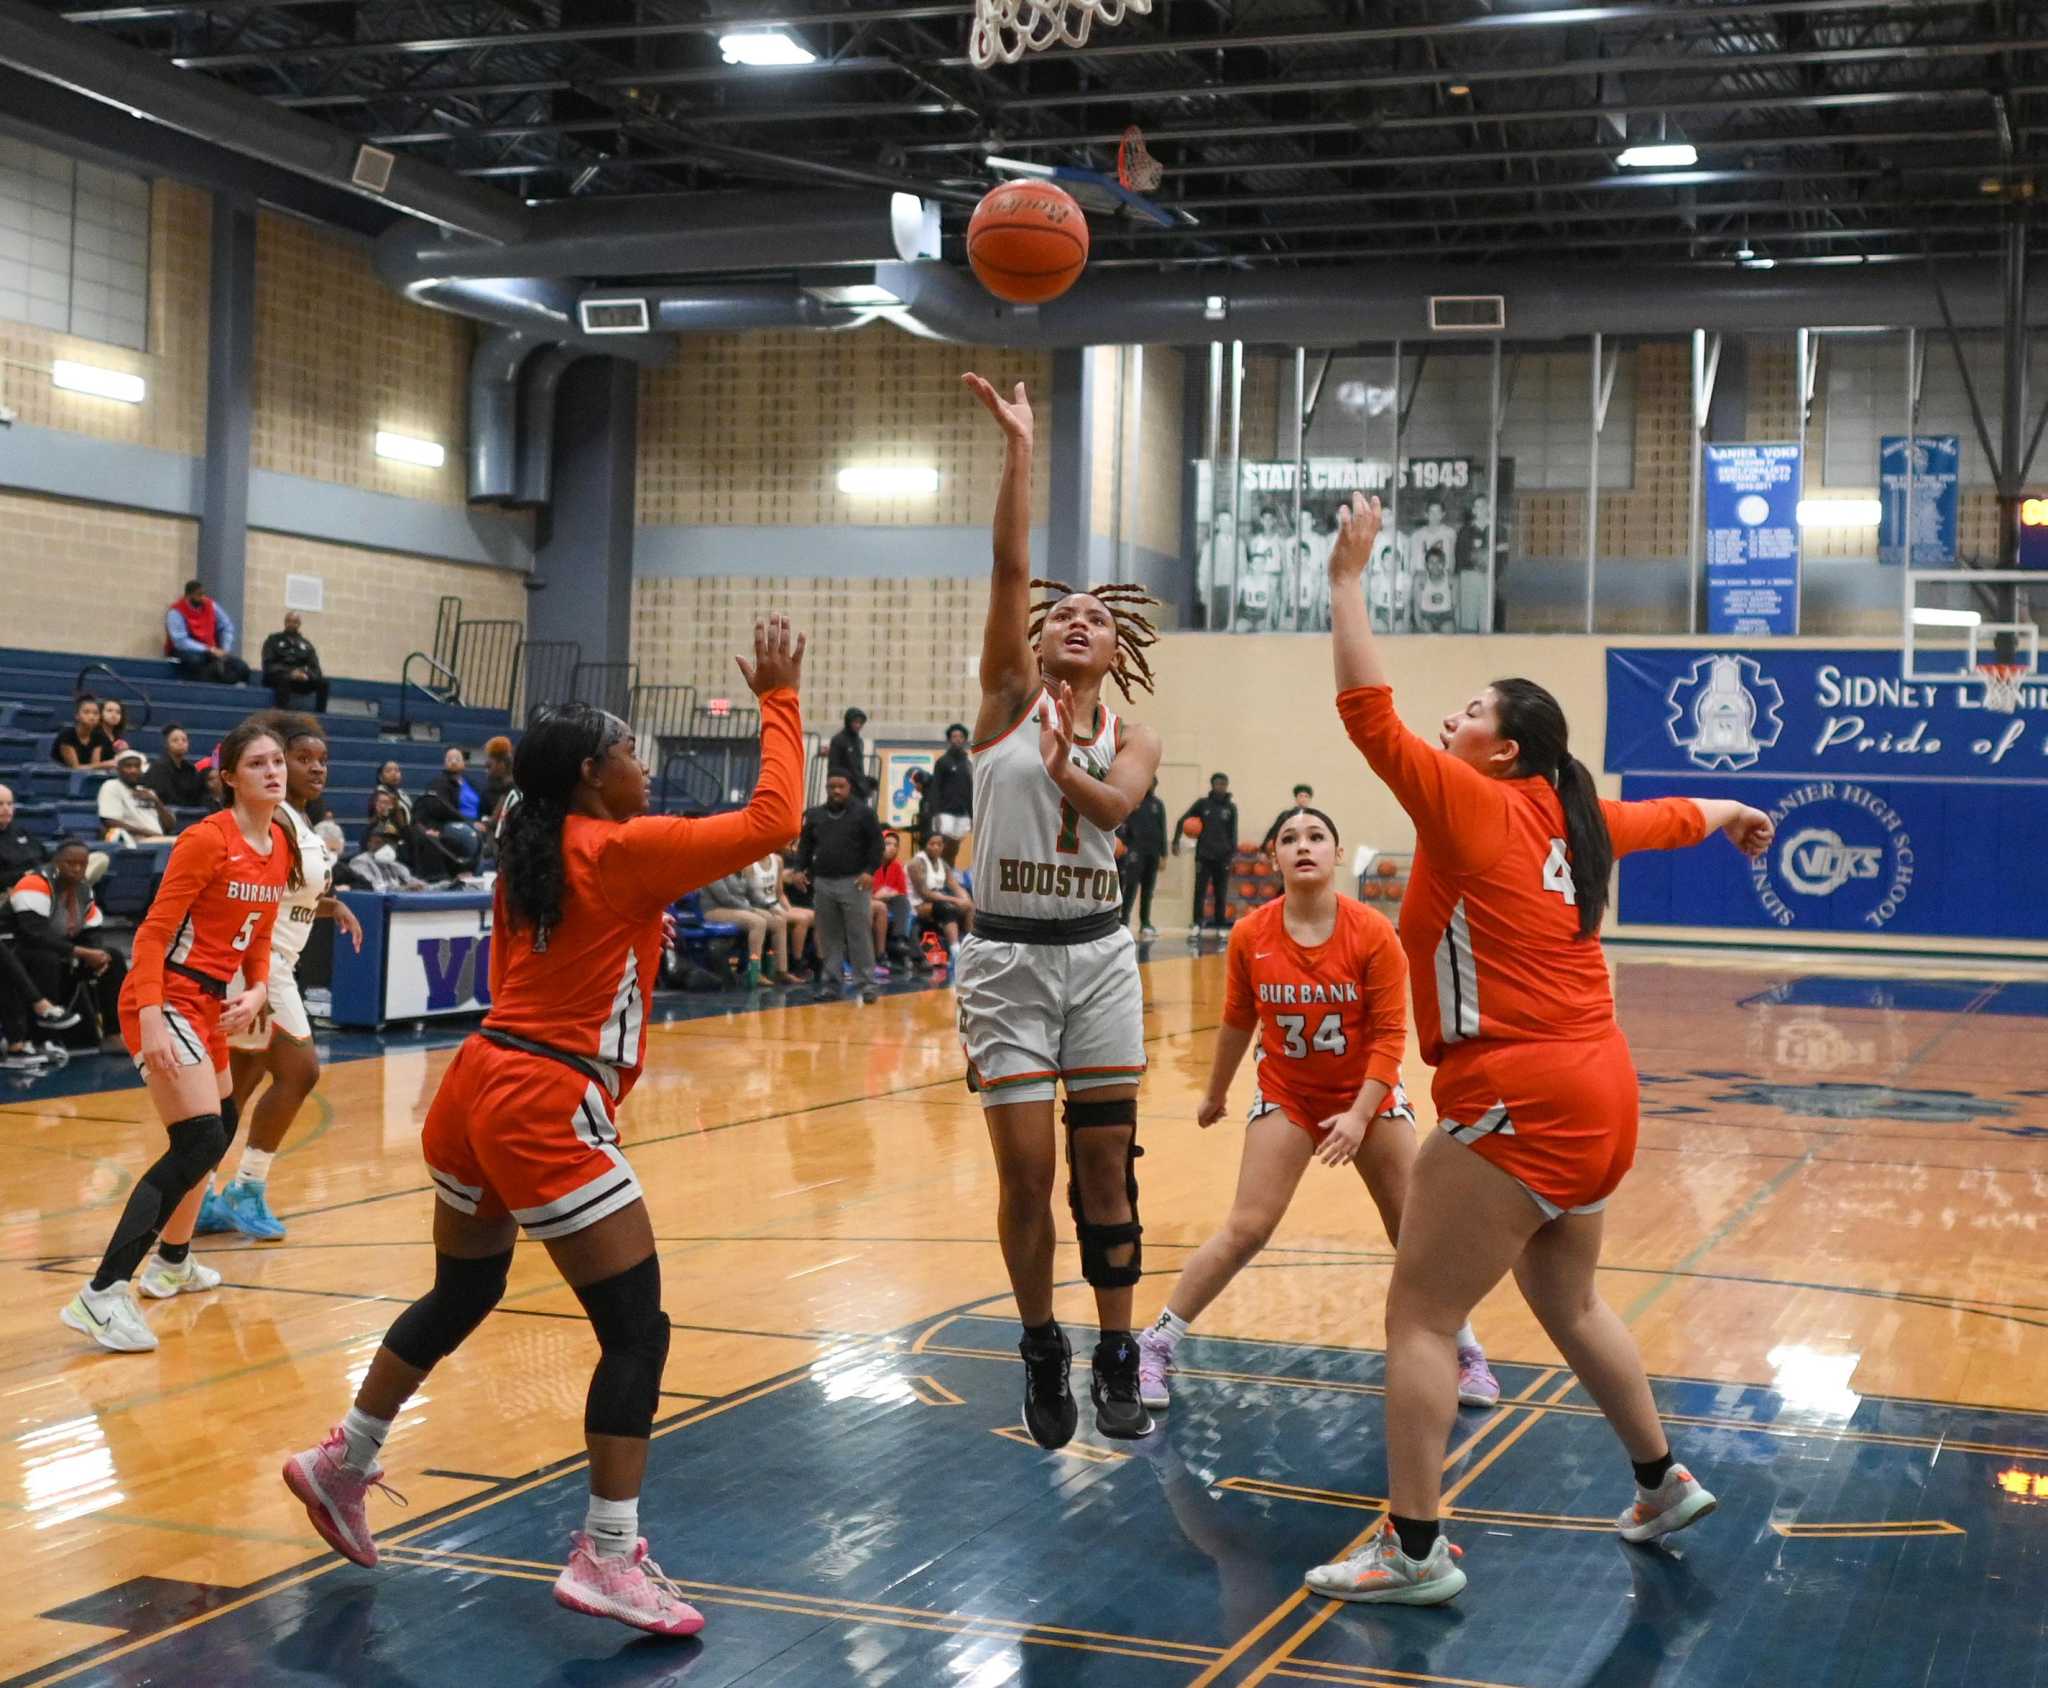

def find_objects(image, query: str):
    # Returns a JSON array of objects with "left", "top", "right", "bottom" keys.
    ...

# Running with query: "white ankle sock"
[
  {"left": 237, "top": 1148, "right": 274, "bottom": 1187},
  {"left": 586, "top": 1494, "right": 639, "bottom": 1559},
  {"left": 1454, "top": 1323, "right": 1478, "bottom": 1350},
  {"left": 1150, "top": 1309, "right": 1191, "bottom": 1346},
  {"left": 339, "top": 1405, "right": 392, "bottom": 1475}
]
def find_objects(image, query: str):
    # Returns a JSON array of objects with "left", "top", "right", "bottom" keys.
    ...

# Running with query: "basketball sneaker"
[
  {"left": 1090, "top": 1332, "right": 1155, "bottom": 1440},
  {"left": 59, "top": 1282, "right": 158, "bottom": 1352},
  {"left": 220, "top": 1179, "right": 288, "bottom": 1241},
  {"left": 283, "top": 1429, "right": 406, "bottom": 1567},
  {"left": 1304, "top": 1518, "right": 1466, "bottom": 1605},
  {"left": 137, "top": 1255, "right": 223, "bottom": 1298},
  {"left": 554, "top": 1533, "right": 705, "bottom": 1637},
  {"left": 193, "top": 1185, "right": 237, "bottom": 1235},
  {"left": 1456, "top": 1345, "right": 1500, "bottom": 1407},
  {"left": 1618, "top": 1464, "right": 1718, "bottom": 1544},
  {"left": 1136, "top": 1328, "right": 1174, "bottom": 1410},
  {"left": 1018, "top": 1323, "right": 1078, "bottom": 1450}
]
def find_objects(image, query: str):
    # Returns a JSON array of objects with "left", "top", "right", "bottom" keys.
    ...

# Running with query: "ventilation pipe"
[
  {"left": 468, "top": 330, "right": 537, "bottom": 504},
  {"left": 514, "top": 345, "right": 584, "bottom": 507}
]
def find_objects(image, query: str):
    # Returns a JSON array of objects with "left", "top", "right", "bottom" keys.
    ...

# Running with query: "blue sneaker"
[
  {"left": 220, "top": 1179, "right": 287, "bottom": 1241},
  {"left": 193, "top": 1187, "right": 237, "bottom": 1236}
]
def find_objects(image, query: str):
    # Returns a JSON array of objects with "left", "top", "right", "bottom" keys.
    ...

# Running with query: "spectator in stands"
[
  {"left": 755, "top": 850, "right": 813, "bottom": 976},
  {"left": 52, "top": 695, "right": 117, "bottom": 770},
  {"left": 909, "top": 830, "right": 973, "bottom": 952},
  {"left": 97, "top": 749, "right": 176, "bottom": 847},
  {"left": 315, "top": 819, "right": 346, "bottom": 860},
  {"left": 261, "top": 610, "right": 329, "bottom": 712},
  {"left": 348, "top": 822, "right": 428, "bottom": 892},
  {"left": 165, "top": 577, "right": 251, "bottom": 684},
  {"left": 0, "top": 933, "right": 82, "bottom": 1066},
  {"left": 869, "top": 829, "right": 913, "bottom": 977},
  {"left": 419, "top": 747, "right": 482, "bottom": 824},
  {"left": 1174, "top": 771, "right": 1240, "bottom": 934},
  {"left": 481, "top": 736, "right": 515, "bottom": 836},
  {"left": 701, "top": 866, "right": 803, "bottom": 988},
  {"left": 8, "top": 837, "right": 124, "bottom": 1050},
  {"left": 1119, "top": 776, "right": 1167, "bottom": 939},
  {"left": 372, "top": 761, "right": 413, "bottom": 825},
  {"left": 794, "top": 771, "right": 883, "bottom": 1003},
  {"left": 929, "top": 722, "right": 974, "bottom": 859},
  {"left": 0, "top": 785, "right": 46, "bottom": 891},
  {"left": 144, "top": 724, "right": 211, "bottom": 810},
  {"left": 828, "top": 707, "right": 873, "bottom": 798},
  {"left": 1261, "top": 783, "right": 1318, "bottom": 852},
  {"left": 98, "top": 698, "right": 131, "bottom": 753}
]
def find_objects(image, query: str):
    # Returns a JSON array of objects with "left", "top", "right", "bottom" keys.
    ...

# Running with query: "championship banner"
[
  {"left": 1704, "top": 442, "right": 1801, "bottom": 636},
  {"left": 1878, "top": 434, "right": 1959, "bottom": 567}
]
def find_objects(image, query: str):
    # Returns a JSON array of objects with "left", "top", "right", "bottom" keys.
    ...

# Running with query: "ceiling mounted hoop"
[{"left": 969, "top": 0, "right": 1152, "bottom": 69}]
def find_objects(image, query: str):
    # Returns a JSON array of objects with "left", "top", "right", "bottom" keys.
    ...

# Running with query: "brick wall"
[{"left": 0, "top": 489, "right": 198, "bottom": 656}]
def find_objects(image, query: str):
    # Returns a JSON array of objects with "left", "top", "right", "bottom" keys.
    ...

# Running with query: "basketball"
[
  {"left": 1182, "top": 816, "right": 1203, "bottom": 838},
  {"left": 966, "top": 181, "right": 1089, "bottom": 305},
  {"left": 1376, "top": 858, "right": 1399, "bottom": 878}
]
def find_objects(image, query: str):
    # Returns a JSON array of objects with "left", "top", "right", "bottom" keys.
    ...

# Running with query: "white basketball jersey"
[
  {"left": 265, "top": 802, "right": 334, "bottom": 967},
  {"left": 971, "top": 688, "right": 1125, "bottom": 921},
  {"left": 1418, "top": 574, "right": 1454, "bottom": 615}
]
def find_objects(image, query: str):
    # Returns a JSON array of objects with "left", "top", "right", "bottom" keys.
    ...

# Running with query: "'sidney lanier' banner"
[{"left": 1703, "top": 443, "right": 1801, "bottom": 636}]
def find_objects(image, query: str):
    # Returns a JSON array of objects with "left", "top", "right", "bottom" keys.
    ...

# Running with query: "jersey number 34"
[{"left": 1275, "top": 1012, "right": 1347, "bottom": 1059}]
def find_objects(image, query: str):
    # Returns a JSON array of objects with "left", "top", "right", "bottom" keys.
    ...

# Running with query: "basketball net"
[
  {"left": 1977, "top": 662, "right": 2027, "bottom": 714},
  {"left": 969, "top": 0, "right": 1151, "bottom": 68},
  {"left": 1117, "top": 125, "right": 1162, "bottom": 192}
]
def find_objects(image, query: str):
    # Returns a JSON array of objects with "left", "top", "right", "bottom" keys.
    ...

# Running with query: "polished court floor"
[{"left": 3, "top": 944, "right": 2045, "bottom": 1687}]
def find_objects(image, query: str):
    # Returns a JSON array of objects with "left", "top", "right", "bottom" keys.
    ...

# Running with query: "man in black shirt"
[
  {"left": 261, "top": 611, "right": 330, "bottom": 712},
  {"left": 794, "top": 772, "right": 884, "bottom": 1003},
  {"left": 0, "top": 784, "right": 46, "bottom": 892},
  {"left": 828, "top": 707, "right": 873, "bottom": 799},
  {"left": 1261, "top": 784, "right": 1318, "bottom": 852},
  {"left": 929, "top": 722, "right": 974, "bottom": 858},
  {"left": 1173, "top": 772, "right": 1239, "bottom": 934},
  {"left": 1118, "top": 778, "right": 1168, "bottom": 939},
  {"left": 144, "top": 724, "right": 212, "bottom": 810}
]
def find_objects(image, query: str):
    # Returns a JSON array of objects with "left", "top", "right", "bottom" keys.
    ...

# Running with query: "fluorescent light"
[
  {"left": 1617, "top": 142, "right": 1698, "bottom": 168},
  {"left": 51, "top": 360, "right": 144, "bottom": 404},
  {"left": 1204, "top": 295, "right": 1227, "bottom": 321},
  {"left": 1795, "top": 498, "right": 1882, "bottom": 528},
  {"left": 837, "top": 465, "right": 939, "bottom": 497},
  {"left": 1741, "top": 254, "right": 1777, "bottom": 270},
  {"left": 718, "top": 29, "right": 815, "bottom": 65},
  {"left": 1911, "top": 606, "right": 1983, "bottom": 628},
  {"left": 375, "top": 429, "right": 446, "bottom": 468}
]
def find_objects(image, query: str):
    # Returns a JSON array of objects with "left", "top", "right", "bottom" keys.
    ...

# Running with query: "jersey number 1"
[
  {"left": 1541, "top": 838, "right": 1575, "bottom": 905},
  {"left": 1056, "top": 797, "right": 1081, "bottom": 855}
]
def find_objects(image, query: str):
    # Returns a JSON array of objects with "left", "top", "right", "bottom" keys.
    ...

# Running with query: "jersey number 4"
[
  {"left": 1541, "top": 838, "right": 1575, "bottom": 905},
  {"left": 1276, "top": 1012, "right": 1347, "bottom": 1059}
]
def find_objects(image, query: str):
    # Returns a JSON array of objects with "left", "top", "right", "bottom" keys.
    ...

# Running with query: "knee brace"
[
  {"left": 165, "top": 1111, "right": 230, "bottom": 1188},
  {"left": 1064, "top": 1095, "right": 1144, "bottom": 1290},
  {"left": 573, "top": 1255, "right": 671, "bottom": 1440},
  {"left": 214, "top": 1095, "right": 240, "bottom": 1166},
  {"left": 384, "top": 1248, "right": 512, "bottom": 1372}
]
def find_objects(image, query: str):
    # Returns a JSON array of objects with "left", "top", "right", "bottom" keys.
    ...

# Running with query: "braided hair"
[
  {"left": 496, "top": 703, "right": 629, "bottom": 945},
  {"left": 1028, "top": 579, "right": 1161, "bottom": 701}
]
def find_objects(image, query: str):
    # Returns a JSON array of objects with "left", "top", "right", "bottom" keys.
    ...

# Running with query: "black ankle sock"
[
  {"left": 1022, "top": 1320, "right": 1059, "bottom": 1345},
  {"left": 1390, "top": 1514, "right": 1439, "bottom": 1560},
  {"left": 1632, "top": 1451, "right": 1675, "bottom": 1491},
  {"left": 158, "top": 1240, "right": 191, "bottom": 1266}
]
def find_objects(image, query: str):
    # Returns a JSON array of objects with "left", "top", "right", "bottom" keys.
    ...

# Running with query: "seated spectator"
[
  {"left": 700, "top": 867, "right": 803, "bottom": 988},
  {"left": 481, "top": 736, "right": 515, "bottom": 837},
  {"left": 7, "top": 837, "right": 125, "bottom": 1051},
  {"left": 314, "top": 819, "right": 347, "bottom": 860},
  {"left": 869, "top": 828, "right": 913, "bottom": 977},
  {"left": 98, "top": 698, "right": 132, "bottom": 753},
  {"left": 261, "top": 609, "right": 329, "bottom": 711},
  {"left": 97, "top": 749, "right": 177, "bottom": 847},
  {"left": 418, "top": 747, "right": 481, "bottom": 825},
  {"left": 0, "top": 784, "right": 47, "bottom": 891},
  {"left": 348, "top": 823, "right": 428, "bottom": 891},
  {"left": 52, "top": 695, "right": 117, "bottom": 770},
  {"left": 753, "top": 851, "right": 813, "bottom": 976},
  {"left": 909, "top": 830, "right": 973, "bottom": 951},
  {"left": 165, "top": 577, "right": 251, "bottom": 684},
  {"left": 143, "top": 723, "right": 212, "bottom": 809},
  {"left": 0, "top": 931, "right": 83, "bottom": 1066}
]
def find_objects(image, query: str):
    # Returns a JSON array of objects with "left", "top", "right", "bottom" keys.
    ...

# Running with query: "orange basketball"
[
  {"left": 967, "top": 181, "right": 1089, "bottom": 305},
  {"left": 1376, "top": 857, "right": 1399, "bottom": 878},
  {"left": 1181, "top": 815, "right": 1203, "bottom": 838}
]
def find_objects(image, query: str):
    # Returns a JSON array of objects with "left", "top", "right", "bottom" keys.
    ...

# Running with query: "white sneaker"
[
  {"left": 60, "top": 1282, "right": 159, "bottom": 1352},
  {"left": 1305, "top": 1518, "right": 1466, "bottom": 1605},
  {"left": 1618, "top": 1464, "right": 1718, "bottom": 1543},
  {"left": 137, "top": 1255, "right": 224, "bottom": 1299},
  {"left": 1136, "top": 1329, "right": 1174, "bottom": 1410}
]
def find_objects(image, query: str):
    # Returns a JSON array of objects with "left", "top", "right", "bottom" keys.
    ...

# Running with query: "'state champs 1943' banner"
[{"left": 1606, "top": 647, "right": 2044, "bottom": 941}]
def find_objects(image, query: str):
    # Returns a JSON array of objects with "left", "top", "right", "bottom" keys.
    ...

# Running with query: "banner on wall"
[
  {"left": 386, "top": 901, "right": 494, "bottom": 1019},
  {"left": 1878, "top": 434, "right": 1959, "bottom": 567},
  {"left": 1703, "top": 443, "right": 1801, "bottom": 636}
]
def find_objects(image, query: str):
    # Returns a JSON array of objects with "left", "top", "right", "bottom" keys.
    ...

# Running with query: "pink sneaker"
[
  {"left": 282, "top": 1429, "right": 406, "bottom": 1567},
  {"left": 1137, "top": 1330, "right": 1173, "bottom": 1410},
  {"left": 553, "top": 1533, "right": 706, "bottom": 1637},
  {"left": 1456, "top": 1346, "right": 1500, "bottom": 1408}
]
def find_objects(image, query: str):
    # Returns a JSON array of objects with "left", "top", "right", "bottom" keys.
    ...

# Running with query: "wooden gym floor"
[{"left": 2, "top": 944, "right": 2045, "bottom": 1687}]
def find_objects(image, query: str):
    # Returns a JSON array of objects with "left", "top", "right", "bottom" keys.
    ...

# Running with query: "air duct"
[
  {"left": 643, "top": 284, "right": 870, "bottom": 334},
  {"left": 514, "top": 345, "right": 584, "bottom": 507},
  {"left": 469, "top": 329, "right": 536, "bottom": 505}
]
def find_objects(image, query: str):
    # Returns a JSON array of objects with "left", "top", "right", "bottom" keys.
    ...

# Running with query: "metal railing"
[
  {"left": 397, "top": 651, "right": 459, "bottom": 733},
  {"left": 432, "top": 595, "right": 462, "bottom": 676},
  {"left": 75, "top": 662, "right": 152, "bottom": 728},
  {"left": 450, "top": 619, "right": 523, "bottom": 714},
  {"left": 515, "top": 640, "right": 581, "bottom": 725},
  {"left": 571, "top": 660, "right": 638, "bottom": 720}
]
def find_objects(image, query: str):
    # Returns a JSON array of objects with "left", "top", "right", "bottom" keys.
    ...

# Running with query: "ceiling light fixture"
[
  {"left": 1617, "top": 142, "right": 1699, "bottom": 168},
  {"left": 1446, "top": 82, "right": 1470, "bottom": 96},
  {"left": 718, "top": 29, "right": 816, "bottom": 65}
]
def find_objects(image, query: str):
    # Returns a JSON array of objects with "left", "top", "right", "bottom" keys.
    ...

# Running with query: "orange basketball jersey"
[
  {"left": 127, "top": 809, "right": 295, "bottom": 1000},
  {"left": 1222, "top": 894, "right": 1408, "bottom": 1125},
  {"left": 1338, "top": 685, "right": 1708, "bottom": 1064}
]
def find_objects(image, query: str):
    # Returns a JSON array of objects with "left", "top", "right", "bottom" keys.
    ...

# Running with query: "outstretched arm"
[
  {"left": 1200, "top": 926, "right": 1260, "bottom": 1125},
  {"left": 964, "top": 374, "right": 1039, "bottom": 731},
  {"left": 1600, "top": 795, "right": 1772, "bottom": 859},
  {"left": 1038, "top": 685, "right": 1161, "bottom": 830},
  {"left": 1328, "top": 492, "right": 1392, "bottom": 691}
]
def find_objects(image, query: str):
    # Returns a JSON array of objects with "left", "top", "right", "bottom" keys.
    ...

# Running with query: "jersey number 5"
[
  {"left": 1276, "top": 1012, "right": 1347, "bottom": 1059},
  {"left": 1541, "top": 838, "right": 1575, "bottom": 905},
  {"left": 230, "top": 911, "right": 261, "bottom": 951}
]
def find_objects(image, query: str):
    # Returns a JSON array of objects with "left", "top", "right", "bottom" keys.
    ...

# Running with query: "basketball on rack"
[{"left": 966, "top": 181, "right": 1089, "bottom": 304}]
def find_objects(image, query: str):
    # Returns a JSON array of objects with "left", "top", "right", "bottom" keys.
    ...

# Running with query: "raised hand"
[
  {"left": 1038, "top": 679, "right": 1076, "bottom": 786},
  {"left": 1723, "top": 805, "right": 1775, "bottom": 857},
  {"left": 963, "top": 373, "right": 1034, "bottom": 451},
  {"left": 1327, "top": 491, "right": 1384, "bottom": 584},
  {"left": 735, "top": 613, "right": 807, "bottom": 697}
]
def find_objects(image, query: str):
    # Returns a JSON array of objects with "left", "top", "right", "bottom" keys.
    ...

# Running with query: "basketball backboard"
[
  {"left": 1901, "top": 568, "right": 2048, "bottom": 691},
  {"left": 982, "top": 154, "right": 1192, "bottom": 230}
]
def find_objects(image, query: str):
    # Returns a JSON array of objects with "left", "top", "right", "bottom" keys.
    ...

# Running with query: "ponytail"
[
  {"left": 497, "top": 703, "right": 625, "bottom": 944},
  {"left": 1491, "top": 676, "right": 1611, "bottom": 938}
]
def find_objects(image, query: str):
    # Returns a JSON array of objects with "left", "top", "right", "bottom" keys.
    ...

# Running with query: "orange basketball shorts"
[
  {"left": 1430, "top": 1028, "right": 1639, "bottom": 1217},
  {"left": 120, "top": 974, "right": 230, "bottom": 1076},
  {"left": 421, "top": 1037, "right": 643, "bottom": 1240}
]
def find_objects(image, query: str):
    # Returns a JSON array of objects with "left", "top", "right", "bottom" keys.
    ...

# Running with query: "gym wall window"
[{"left": 0, "top": 134, "right": 152, "bottom": 353}]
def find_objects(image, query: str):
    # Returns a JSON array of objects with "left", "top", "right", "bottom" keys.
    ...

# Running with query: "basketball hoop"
[
  {"left": 1977, "top": 663, "right": 2028, "bottom": 714},
  {"left": 1117, "top": 124, "right": 1162, "bottom": 193},
  {"left": 969, "top": 0, "right": 1151, "bottom": 69}
]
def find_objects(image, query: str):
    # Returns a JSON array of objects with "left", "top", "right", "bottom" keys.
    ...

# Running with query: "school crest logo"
[{"left": 1664, "top": 654, "right": 1783, "bottom": 771}]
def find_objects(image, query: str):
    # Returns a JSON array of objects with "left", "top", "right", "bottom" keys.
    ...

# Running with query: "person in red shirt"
[
  {"left": 1302, "top": 493, "right": 1774, "bottom": 1607},
  {"left": 282, "top": 615, "right": 806, "bottom": 1640},
  {"left": 60, "top": 717, "right": 301, "bottom": 1355},
  {"left": 1136, "top": 807, "right": 1497, "bottom": 1412},
  {"left": 868, "top": 828, "right": 913, "bottom": 975}
]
